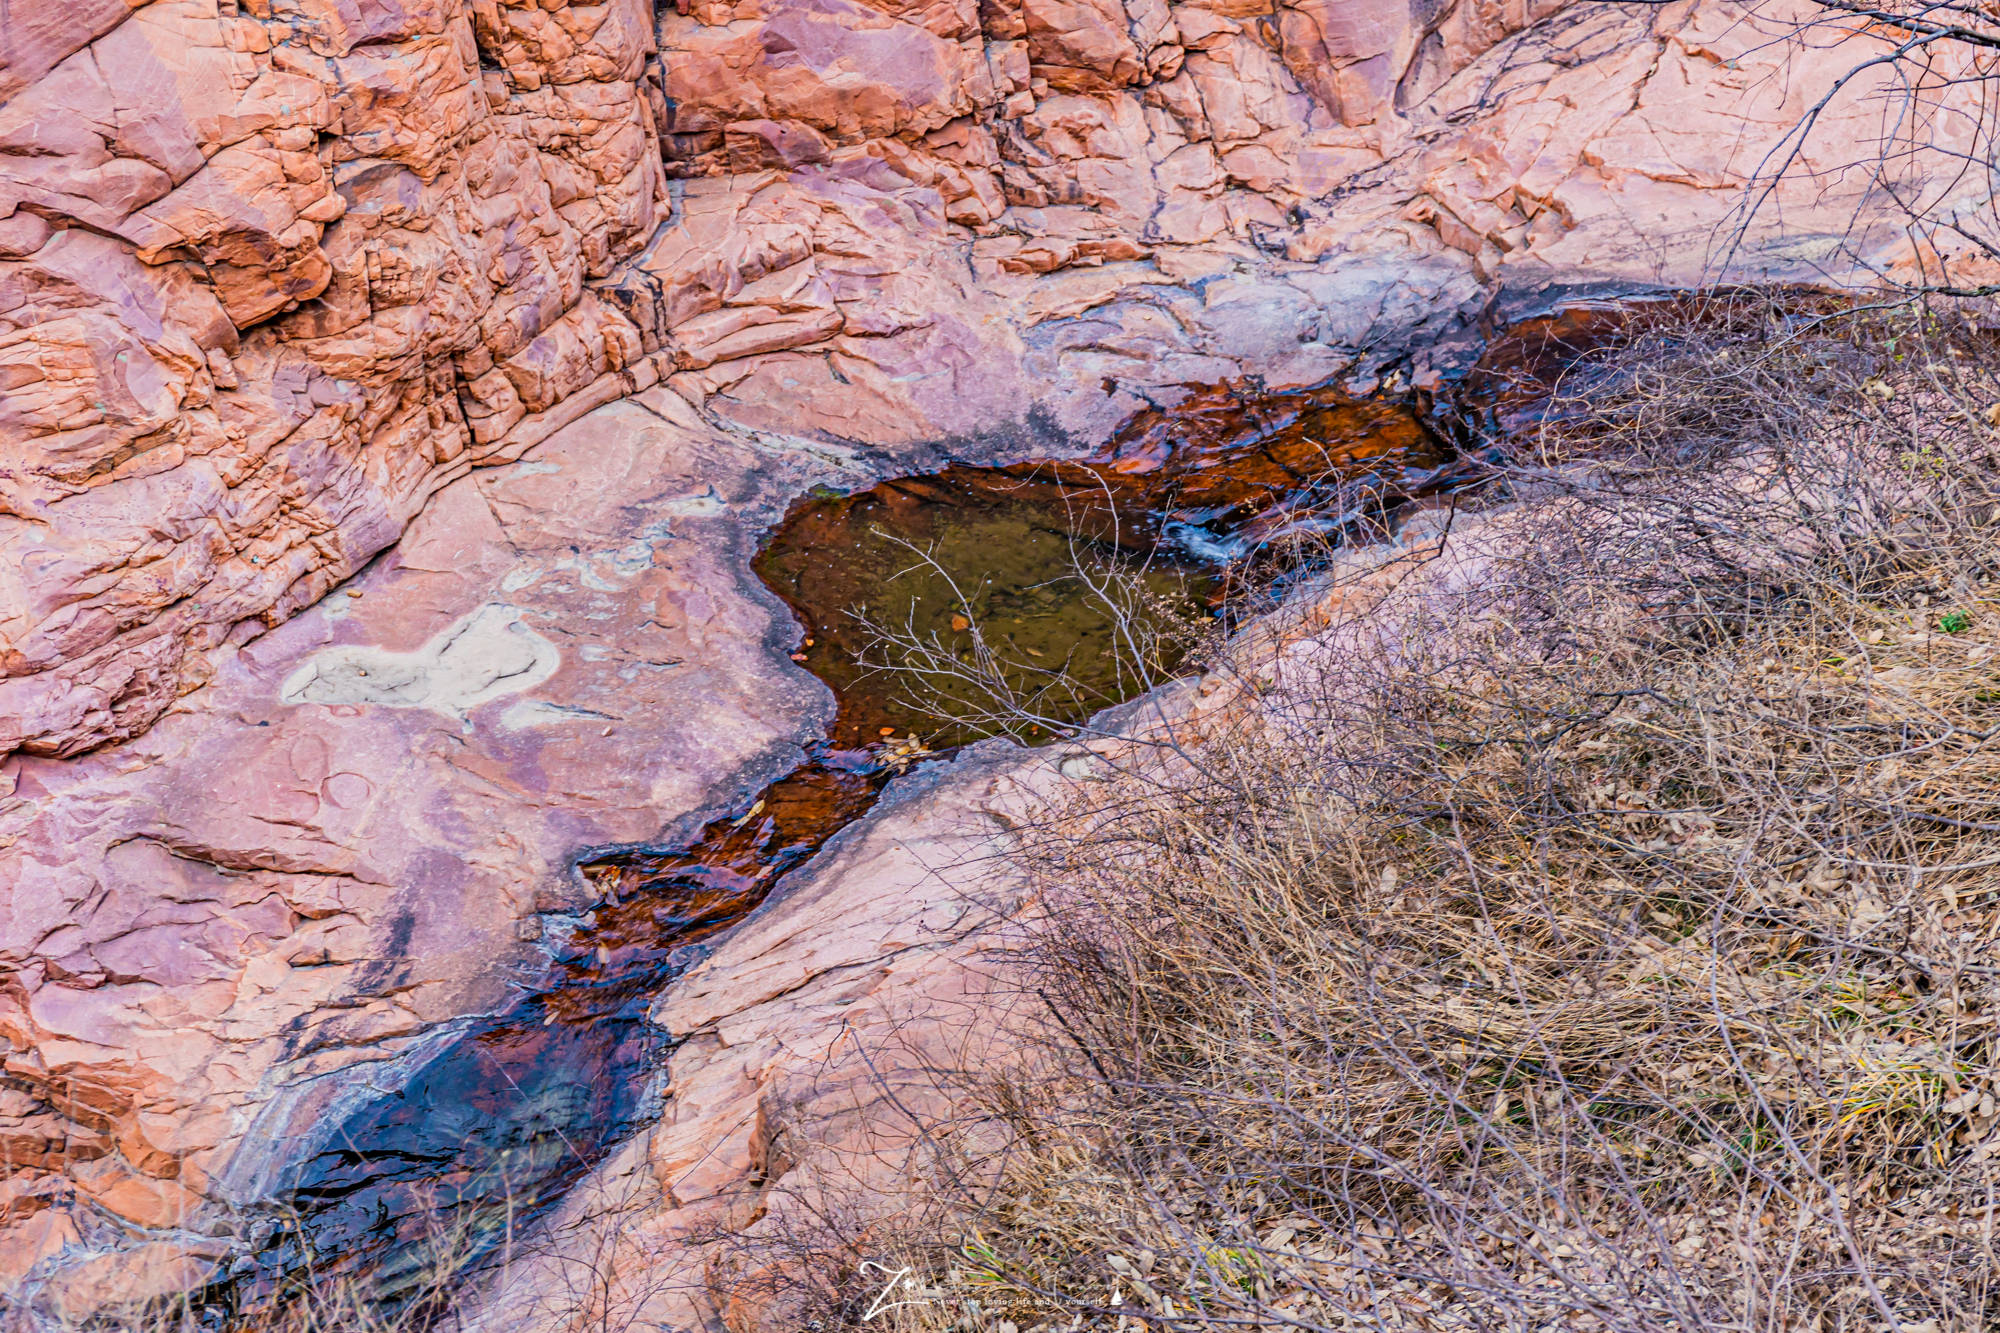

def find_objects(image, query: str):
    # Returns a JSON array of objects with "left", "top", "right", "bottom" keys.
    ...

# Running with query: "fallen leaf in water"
[{"left": 950, "top": 614, "right": 971, "bottom": 632}]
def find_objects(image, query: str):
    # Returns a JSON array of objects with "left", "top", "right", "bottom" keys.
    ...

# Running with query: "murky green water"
[
  {"left": 755, "top": 381, "right": 1468, "bottom": 749},
  {"left": 756, "top": 470, "right": 1215, "bottom": 749}
]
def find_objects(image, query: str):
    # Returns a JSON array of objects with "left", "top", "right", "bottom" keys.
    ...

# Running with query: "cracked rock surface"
[{"left": 0, "top": 0, "right": 1987, "bottom": 1313}]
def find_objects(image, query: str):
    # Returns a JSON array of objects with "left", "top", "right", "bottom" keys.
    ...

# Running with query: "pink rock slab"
[{"left": 0, "top": 393, "right": 836, "bottom": 1292}]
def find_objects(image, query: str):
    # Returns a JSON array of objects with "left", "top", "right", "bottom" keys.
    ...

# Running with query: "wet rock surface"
[
  {"left": 265, "top": 753, "right": 885, "bottom": 1300},
  {"left": 3, "top": 0, "right": 1991, "bottom": 1315}
]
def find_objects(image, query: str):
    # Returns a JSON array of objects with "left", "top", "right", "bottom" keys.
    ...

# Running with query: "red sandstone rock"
[
  {"left": 0, "top": 388, "right": 841, "bottom": 1301},
  {"left": 0, "top": 0, "right": 668, "bottom": 763}
]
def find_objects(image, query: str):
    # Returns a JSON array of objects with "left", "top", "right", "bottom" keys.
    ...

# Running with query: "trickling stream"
[{"left": 256, "top": 304, "right": 1662, "bottom": 1300}]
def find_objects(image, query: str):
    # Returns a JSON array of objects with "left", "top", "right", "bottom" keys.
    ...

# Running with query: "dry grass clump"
[{"left": 801, "top": 301, "right": 2000, "bottom": 1333}]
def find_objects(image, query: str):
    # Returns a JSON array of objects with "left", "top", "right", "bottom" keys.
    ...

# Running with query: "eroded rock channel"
[{"left": 256, "top": 378, "right": 1487, "bottom": 1299}]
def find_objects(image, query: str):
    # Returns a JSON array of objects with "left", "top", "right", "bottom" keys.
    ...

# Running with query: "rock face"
[
  {"left": 0, "top": 0, "right": 669, "bottom": 762},
  {"left": 1, "top": 0, "right": 1990, "bottom": 1314},
  {"left": 0, "top": 390, "right": 844, "bottom": 1296}
]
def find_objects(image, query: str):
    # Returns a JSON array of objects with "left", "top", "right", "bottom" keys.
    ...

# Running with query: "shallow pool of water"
[{"left": 756, "top": 382, "right": 1468, "bottom": 749}]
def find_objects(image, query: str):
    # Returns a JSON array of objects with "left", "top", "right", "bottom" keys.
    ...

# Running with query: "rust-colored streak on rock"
[
  {"left": 572, "top": 761, "right": 884, "bottom": 987},
  {"left": 1099, "top": 381, "right": 1440, "bottom": 506}
]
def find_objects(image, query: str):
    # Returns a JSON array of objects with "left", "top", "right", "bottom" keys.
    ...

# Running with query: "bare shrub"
[{"left": 785, "top": 301, "right": 2000, "bottom": 1332}]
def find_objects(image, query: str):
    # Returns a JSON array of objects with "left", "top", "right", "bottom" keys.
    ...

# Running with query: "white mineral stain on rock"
[
  {"left": 496, "top": 698, "right": 617, "bottom": 731},
  {"left": 658, "top": 485, "right": 725, "bottom": 518},
  {"left": 280, "top": 604, "right": 561, "bottom": 721}
]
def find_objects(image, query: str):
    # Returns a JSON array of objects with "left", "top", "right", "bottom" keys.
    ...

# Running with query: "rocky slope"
[{"left": 0, "top": 0, "right": 1986, "bottom": 1316}]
